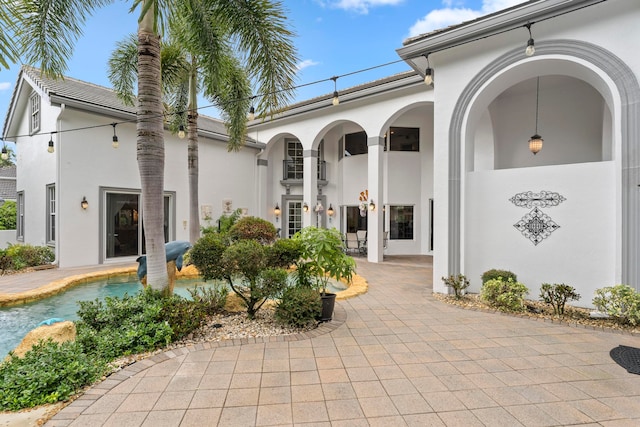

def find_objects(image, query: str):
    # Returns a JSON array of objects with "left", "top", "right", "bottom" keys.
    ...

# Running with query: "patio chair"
[
  {"left": 345, "top": 232, "right": 359, "bottom": 255},
  {"left": 356, "top": 230, "right": 367, "bottom": 256}
]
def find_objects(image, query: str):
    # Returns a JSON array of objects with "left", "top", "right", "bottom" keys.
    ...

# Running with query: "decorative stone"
[{"left": 10, "top": 320, "right": 76, "bottom": 358}]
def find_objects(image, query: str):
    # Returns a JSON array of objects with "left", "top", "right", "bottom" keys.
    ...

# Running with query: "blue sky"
[{"left": 0, "top": 0, "right": 523, "bottom": 141}]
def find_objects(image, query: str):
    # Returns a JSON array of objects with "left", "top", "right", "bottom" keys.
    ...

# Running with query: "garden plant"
[
  {"left": 539, "top": 283, "right": 581, "bottom": 316},
  {"left": 441, "top": 274, "right": 470, "bottom": 299}
]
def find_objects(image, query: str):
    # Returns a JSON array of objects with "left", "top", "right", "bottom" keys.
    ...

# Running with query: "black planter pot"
[{"left": 320, "top": 292, "right": 337, "bottom": 322}]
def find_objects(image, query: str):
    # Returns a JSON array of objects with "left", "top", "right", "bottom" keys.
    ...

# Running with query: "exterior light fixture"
[
  {"left": 303, "top": 202, "right": 309, "bottom": 212},
  {"left": 48, "top": 134, "right": 54, "bottom": 153},
  {"left": 529, "top": 77, "right": 544, "bottom": 155},
  {"left": 248, "top": 105, "right": 255, "bottom": 121},
  {"left": 178, "top": 124, "right": 186, "bottom": 139},
  {"left": 331, "top": 76, "right": 340, "bottom": 106},
  {"left": 423, "top": 54, "right": 433, "bottom": 86},
  {"left": 1, "top": 146, "right": 7, "bottom": 161},
  {"left": 111, "top": 123, "right": 119, "bottom": 148},
  {"left": 525, "top": 22, "right": 536, "bottom": 57},
  {"left": 327, "top": 204, "right": 335, "bottom": 217},
  {"left": 369, "top": 200, "right": 376, "bottom": 211},
  {"left": 274, "top": 203, "right": 281, "bottom": 221},
  {"left": 81, "top": 196, "right": 89, "bottom": 210}
]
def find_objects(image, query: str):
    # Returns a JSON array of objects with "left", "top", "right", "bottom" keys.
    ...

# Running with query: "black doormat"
[{"left": 610, "top": 345, "right": 640, "bottom": 374}]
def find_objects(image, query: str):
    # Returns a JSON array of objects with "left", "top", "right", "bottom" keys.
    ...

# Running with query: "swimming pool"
[{"left": 0, "top": 274, "right": 347, "bottom": 359}]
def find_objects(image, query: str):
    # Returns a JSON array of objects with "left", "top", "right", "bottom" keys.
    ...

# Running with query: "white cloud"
[
  {"left": 297, "top": 59, "right": 320, "bottom": 71},
  {"left": 408, "top": 0, "right": 524, "bottom": 37},
  {"left": 0, "top": 82, "right": 10, "bottom": 91},
  {"left": 320, "top": 0, "right": 404, "bottom": 14}
]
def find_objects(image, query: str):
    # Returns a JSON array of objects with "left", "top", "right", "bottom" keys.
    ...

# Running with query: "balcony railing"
[{"left": 282, "top": 160, "right": 327, "bottom": 182}]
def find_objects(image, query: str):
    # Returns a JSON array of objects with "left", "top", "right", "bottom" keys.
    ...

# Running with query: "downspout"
[
  {"left": 50, "top": 103, "right": 65, "bottom": 266},
  {"left": 255, "top": 143, "right": 264, "bottom": 219}
]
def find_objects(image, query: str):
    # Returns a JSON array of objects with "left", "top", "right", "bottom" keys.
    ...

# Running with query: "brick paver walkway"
[{"left": 29, "top": 256, "right": 640, "bottom": 425}]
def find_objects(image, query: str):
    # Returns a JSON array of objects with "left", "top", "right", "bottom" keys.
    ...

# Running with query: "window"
[
  {"left": 389, "top": 205, "right": 413, "bottom": 240},
  {"left": 343, "top": 131, "right": 367, "bottom": 157},
  {"left": 345, "top": 206, "right": 367, "bottom": 233},
  {"left": 46, "top": 184, "right": 55, "bottom": 244},
  {"left": 388, "top": 127, "right": 419, "bottom": 152},
  {"left": 29, "top": 92, "right": 40, "bottom": 135},
  {"left": 284, "top": 138, "right": 303, "bottom": 180},
  {"left": 16, "top": 191, "right": 24, "bottom": 241}
]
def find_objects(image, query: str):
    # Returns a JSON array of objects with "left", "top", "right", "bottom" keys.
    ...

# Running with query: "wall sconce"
[
  {"left": 369, "top": 200, "right": 376, "bottom": 211},
  {"left": 81, "top": 196, "right": 89, "bottom": 210},
  {"left": 327, "top": 204, "right": 335, "bottom": 222},
  {"left": 303, "top": 203, "right": 309, "bottom": 213},
  {"left": 274, "top": 203, "right": 281, "bottom": 222}
]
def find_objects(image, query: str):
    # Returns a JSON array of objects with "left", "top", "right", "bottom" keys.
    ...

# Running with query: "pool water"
[{"left": 0, "top": 275, "right": 347, "bottom": 359}]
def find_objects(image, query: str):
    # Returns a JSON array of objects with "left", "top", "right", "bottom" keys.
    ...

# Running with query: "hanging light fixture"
[
  {"left": 423, "top": 54, "right": 433, "bottom": 86},
  {"left": 529, "top": 77, "right": 544, "bottom": 155},
  {"left": 331, "top": 76, "right": 340, "bottom": 106},
  {"left": 524, "top": 22, "right": 536, "bottom": 57},
  {"left": 111, "top": 123, "right": 119, "bottom": 148},
  {"left": 81, "top": 196, "right": 89, "bottom": 210},
  {"left": 178, "top": 124, "right": 186, "bottom": 139},
  {"left": 48, "top": 134, "right": 54, "bottom": 153},
  {"left": 1, "top": 145, "right": 7, "bottom": 161},
  {"left": 327, "top": 204, "right": 334, "bottom": 217}
]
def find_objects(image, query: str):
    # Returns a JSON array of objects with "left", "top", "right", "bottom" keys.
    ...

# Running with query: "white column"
[
  {"left": 367, "top": 136, "right": 384, "bottom": 262},
  {"left": 302, "top": 149, "right": 318, "bottom": 228},
  {"left": 256, "top": 157, "right": 268, "bottom": 219}
]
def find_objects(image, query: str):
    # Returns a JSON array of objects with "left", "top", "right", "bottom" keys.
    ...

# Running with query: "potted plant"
[{"left": 293, "top": 226, "right": 356, "bottom": 321}]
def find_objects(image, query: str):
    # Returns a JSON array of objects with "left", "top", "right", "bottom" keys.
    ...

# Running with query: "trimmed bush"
[
  {"left": 481, "top": 269, "right": 517, "bottom": 284},
  {"left": 441, "top": 274, "right": 470, "bottom": 299},
  {"left": 2, "top": 243, "right": 54, "bottom": 271},
  {"left": 593, "top": 284, "right": 640, "bottom": 326},
  {"left": 187, "top": 284, "right": 229, "bottom": 315},
  {"left": 228, "top": 216, "right": 277, "bottom": 244},
  {"left": 275, "top": 286, "right": 321, "bottom": 328},
  {"left": 0, "top": 339, "right": 106, "bottom": 411},
  {"left": 481, "top": 277, "right": 529, "bottom": 311},
  {"left": 189, "top": 233, "right": 228, "bottom": 281},
  {"left": 0, "top": 200, "right": 16, "bottom": 230},
  {"left": 539, "top": 283, "right": 581, "bottom": 315}
]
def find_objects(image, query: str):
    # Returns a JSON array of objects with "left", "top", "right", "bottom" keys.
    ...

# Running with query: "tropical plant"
[
  {"left": 275, "top": 285, "right": 321, "bottom": 328},
  {"left": 481, "top": 269, "right": 517, "bottom": 284},
  {"left": 539, "top": 283, "right": 581, "bottom": 316},
  {"left": 0, "top": 200, "right": 16, "bottom": 230},
  {"left": 10, "top": 0, "right": 298, "bottom": 293},
  {"left": 293, "top": 226, "right": 356, "bottom": 295},
  {"left": 228, "top": 216, "right": 277, "bottom": 245},
  {"left": 108, "top": 2, "right": 299, "bottom": 245},
  {"left": 441, "top": 274, "right": 470, "bottom": 299},
  {"left": 481, "top": 277, "right": 529, "bottom": 311},
  {"left": 593, "top": 284, "right": 640, "bottom": 326}
]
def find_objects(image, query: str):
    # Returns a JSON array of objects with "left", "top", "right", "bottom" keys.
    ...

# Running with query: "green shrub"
[
  {"left": 0, "top": 200, "right": 16, "bottom": 230},
  {"left": 481, "top": 269, "right": 517, "bottom": 284},
  {"left": 275, "top": 286, "right": 321, "bottom": 328},
  {"left": 481, "top": 277, "right": 529, "bottom": 311},
  {"left": 0, "top": 339, "right": 106, "bottom": 411},
  {"left": 228, "top": 216, "right": 276, "bottom": 244},
  {"left": 189, "top": 233, "right": 228, "bottom": 281},
  {"left": 441, "top": 274, "right": 470, "bottom": 299},
  {"left": 3, "top": 243, "right": 55, "bottom": 271},
  {"left": 75, "top": 289, "right": 174, "bottom": 359},
  {"left": 187, "top": 284, "right": 229, "bottom": 315},
  {"left": 593, "top": 284, "right": 640, "bottom": 326},
  {"left": 539, "top": 283, "right": 581, "bottom": 315},
  {"left": 267, "top": 238, "right": 302, "bottom": 268},
  {"left": 161, "top": 296, "right": 208, "bottom": 340}
]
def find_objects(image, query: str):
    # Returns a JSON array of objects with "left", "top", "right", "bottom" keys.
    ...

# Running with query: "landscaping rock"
[{"left": 10, "top": 320, "right": 76, "bottom": 358}]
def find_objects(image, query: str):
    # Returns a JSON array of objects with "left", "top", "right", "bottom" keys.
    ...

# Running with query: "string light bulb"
[
  {"left": 111, "top": 123, "right": 119, "bottom": 148},
  {"left": 423, "top": 54, "right": 433, "bottom": 86},
  {"left": 248, "top": 106, "right": 255, "bottom": 121},
  {"left": 1, "top": 146, "right": 7, "bottom": 160},
  {"left": 331, "top": 76, "right": 340, "bottom": 106},
  {"left": 525, "top": 22, "right": 536, "bottom": 57},
  {"left": 48, "top": 134, "right": 54, "bottom": 153},
  {"left": 178, "top": 124, "right": 186, "bottom": 139}
]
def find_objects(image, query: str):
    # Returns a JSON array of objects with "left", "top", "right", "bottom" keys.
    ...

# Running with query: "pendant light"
[
  {"left": 529, "top": 77, "right": 543, "bottom": 155},
  {"left": 423, "top": 54, "right": 433, "bottom": 86},
  {"left": 525, "top": 22, "right": 536, "bottom": 57}
]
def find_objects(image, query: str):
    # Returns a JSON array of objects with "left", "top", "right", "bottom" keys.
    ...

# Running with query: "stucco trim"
[{"left": 448, "top": 39, "right": 640, "bottom": 288}]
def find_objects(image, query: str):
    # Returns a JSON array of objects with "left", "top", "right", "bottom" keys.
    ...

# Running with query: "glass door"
[
  {"left": 286, "top": 200, "right": 302, "bottom": 238},
  {"left": 106, "top": 193, "right": 139, "bottom": 258}
]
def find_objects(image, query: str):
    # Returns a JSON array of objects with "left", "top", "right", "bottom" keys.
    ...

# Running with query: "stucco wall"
[{"left": 465, "top": 161, "right": 616, "bottom": 308}]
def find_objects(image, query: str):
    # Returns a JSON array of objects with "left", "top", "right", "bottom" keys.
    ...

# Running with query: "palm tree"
[
  {"left": 8, "top": 0, "right": 298, "bottom": 292},
  {"left": 0, "top": 7, "right": 20, "bottom": 69}
]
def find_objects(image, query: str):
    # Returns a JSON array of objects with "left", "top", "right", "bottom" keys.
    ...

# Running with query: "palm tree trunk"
[
  {"left": 188, "top": 61, "right": 200, "bottom": 244},
  {"left": 137, "top": 1, "right": 169, "bottom": 292}
]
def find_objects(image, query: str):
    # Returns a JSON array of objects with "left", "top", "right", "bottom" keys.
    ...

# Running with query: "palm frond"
[{"left": 108, "top": 34, "right": 139, "bottom": 106}]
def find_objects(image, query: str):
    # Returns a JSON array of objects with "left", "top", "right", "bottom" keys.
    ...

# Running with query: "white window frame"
[
  {"left": 29, "top": 92, "right": 40, "bottom": 135},
  {"left": 46, "top": 184, "right": 55, "bottom": 245},
  {"left": 16, "top": 191, "right": 24, "bottom": 241}
]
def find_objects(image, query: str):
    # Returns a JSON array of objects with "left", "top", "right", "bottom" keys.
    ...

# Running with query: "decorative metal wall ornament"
[
  {"left": 514, "top": 207, "right": 560, "bottom": 245},
  {"left": 509, "top": 190, "right": 566, "bottom": 209}
]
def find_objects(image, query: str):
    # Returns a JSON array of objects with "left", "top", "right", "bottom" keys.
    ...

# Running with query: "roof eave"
[{"left": 396, "top": 0, "right": 604, "bottom": 77}]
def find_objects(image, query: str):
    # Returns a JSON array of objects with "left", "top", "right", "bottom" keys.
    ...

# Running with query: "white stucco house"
[{"left": 2, "top": 0, "right": 638, "bottom": 306}]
